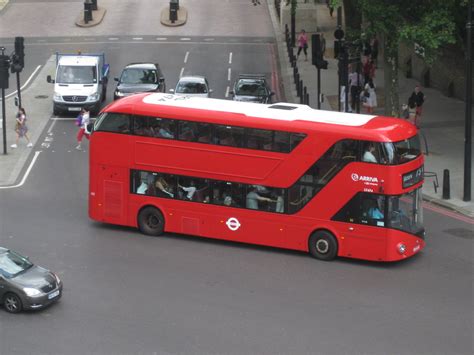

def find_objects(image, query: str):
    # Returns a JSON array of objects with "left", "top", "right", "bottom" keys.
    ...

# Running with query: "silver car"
[
  {"left": 0, "top": 247, "right": 63, "bottom": 313},
  {"left": 170, "top": 75, "right": 213, "bottom": 98}
]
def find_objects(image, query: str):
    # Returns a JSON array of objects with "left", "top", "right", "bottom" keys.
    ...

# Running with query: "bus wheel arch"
[
  {"left": 137, "top": 205, "right": 165, "bottom": 236},
  {"left": 308, "top": 229, "right": 338, "bottom": 261}
]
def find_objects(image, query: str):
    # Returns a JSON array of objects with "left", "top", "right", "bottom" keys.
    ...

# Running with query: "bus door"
[
  {"left": 332, "top": 193, "right": 387, "bottom": 260},
  {"left": 96, "top": 165, "right": 128, "bottom": 225}
]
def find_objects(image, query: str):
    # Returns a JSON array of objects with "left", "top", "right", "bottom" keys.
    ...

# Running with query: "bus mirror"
[
  {"left": 47, "top": 75, "right": 54, "bottom": 84},
  {"left": 114, "top": 77, "right": 119, "bottom": 82},
  {"left": 85, "top": 123, "right": 94, "bottom": 135}
]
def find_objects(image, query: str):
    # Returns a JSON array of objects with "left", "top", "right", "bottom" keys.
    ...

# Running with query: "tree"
[{"left": 331, "top": 0, "right": 460, "bottom": 116}]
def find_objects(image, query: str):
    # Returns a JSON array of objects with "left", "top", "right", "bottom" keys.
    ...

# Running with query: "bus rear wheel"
[
  {"left": 138, "top": 207, "right": 164, "bottom": 236},
  {"left": 309, "top": 230, "right": 338, "bottom": 261}
]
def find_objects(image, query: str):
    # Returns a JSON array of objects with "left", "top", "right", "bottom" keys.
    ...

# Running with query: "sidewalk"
[{"left": 269, "top": 1, "right": 474, "bottom": 218}]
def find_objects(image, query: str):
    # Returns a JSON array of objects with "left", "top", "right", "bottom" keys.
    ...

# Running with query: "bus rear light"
[{"left": 397, "top": 243, "right": 407, "bottom": 254}]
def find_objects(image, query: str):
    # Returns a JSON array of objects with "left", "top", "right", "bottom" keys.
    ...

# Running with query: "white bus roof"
[{"left": 143, "top": 93, "right": 375, "bottom": 127}]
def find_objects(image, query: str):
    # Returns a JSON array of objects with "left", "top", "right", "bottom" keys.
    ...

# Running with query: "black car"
[
  {"left": 230, "top": 74, "right": 274, "bottom": 103},
  {"left": 114, "top": 63, "right": 166, "bottom": 100},
  {"left": 0, "top": 247, "right": 63, "bottom": 313}
]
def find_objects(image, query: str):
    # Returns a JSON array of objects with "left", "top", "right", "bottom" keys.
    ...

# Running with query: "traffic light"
[
  {"left": 311, "top": 34, "right": 328, "bottom": 70},
  {"left": 13, "top": 36, "right": 24, "bottom": 72},
  {"left": 0, "top": 54, "right": 10, "bottom": 89}
]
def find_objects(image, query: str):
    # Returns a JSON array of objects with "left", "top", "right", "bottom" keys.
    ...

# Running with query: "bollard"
[
  {"left": 91, "top": 0, "right": 97, "bottom": 11},
  {"left": 295, "top": 73, "right": 300, "bottom": 90},
  {"left": 84, "top": 0, "right": 93, "bottom": 23},
  {"left": 299, "top": 80, "right": 303, "bottom": 99},
  {"left": 300, "top": 86, "right": 306, "bottom": 104},
  {"left": 170, "top": 0, "right": 178, "bottom": 23},
  {"left": 442, "top": 169, "right": 450, "bottom": 199},
  {"left": 293, "top": 66, "right": 297, "bottom": 82},
  {"left": 305, "top": 93, "right": 309, "bottom": 106}
]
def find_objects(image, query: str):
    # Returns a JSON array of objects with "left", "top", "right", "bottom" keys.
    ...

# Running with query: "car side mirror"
[
  {"left": 85, "top": 123, "right": 94, "bottom": 135},
  {"left": 47, "top": 75, "right": 55, "bottom": 84},
  {"left": 114, "top": 77, "right": 119, "bottom": 82},
  {"left": 229, "top": 91, "right": 234, "bottom": 95},
  {"left": 159, "top": 78, "right": 165, "bottom": 83}
]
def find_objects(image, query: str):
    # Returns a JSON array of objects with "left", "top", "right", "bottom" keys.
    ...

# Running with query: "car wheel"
[
  {"left": 138, "top": 206, "right": 165, "bottom": 236},
  {"left": 53, "top": 104, "right": 60, "bottom": 116},
  {"left": 3, "top": 293, "right": 22, "bottom": 313},
  {"left": 308, "top": 230, "right": 338, "bottom": 261}
]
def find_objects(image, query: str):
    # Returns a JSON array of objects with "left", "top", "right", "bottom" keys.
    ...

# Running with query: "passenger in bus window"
[
  {"left": 178, "top": 181, "right": 197, "bottom": 200},
  {"left": 157, "top": 121, "right": 174, "bottom": 139},
  {"left": 362, "top": 143, "right": 377, "bottom": 163},
  {"left": 155, "top": 176, "right": 174, "bottom": 198},
  {"left": 246, "top": 186, "right": 274, "bottom": 210}
]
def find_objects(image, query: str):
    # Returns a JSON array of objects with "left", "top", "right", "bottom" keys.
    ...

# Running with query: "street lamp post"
[{"left": 463, "top": 0, "right": 472, "bottom": 201}]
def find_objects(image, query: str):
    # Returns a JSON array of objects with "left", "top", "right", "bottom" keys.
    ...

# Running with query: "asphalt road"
[{"left": 0, "top": 30, "right": 473, "bottom": 355}]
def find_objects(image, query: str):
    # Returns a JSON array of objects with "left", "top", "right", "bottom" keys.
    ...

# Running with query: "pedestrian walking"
[
  {"left": 296, "top": 29, "right": 308, "bottom": 61},
  {"left": 11, "top": 107, "right": 32, "bottom": 149},
  {"left": 348, "top": 66, "right": 363, "bottom": 112},
  {"left": 362, "top": 57, "right": 376, "bottom": 85},
  {"left": 408, "top": 84, "right": 426, "bottom": 127},
  {"left": 75, "top": 108, "right": 90, "bottom": 150},
  {"left": 361, "top": 80, "right": 377, "bottom": 114},
  {"left": 326, "top": 0, "right": 334, "bottom": 17},
  {"left": 407, "top": 96, "right": 417, "bottom": 126}
]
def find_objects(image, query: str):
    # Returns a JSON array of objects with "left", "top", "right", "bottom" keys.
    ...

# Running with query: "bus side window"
[
  {"left": 95, "top": 113, "right": 131, "bottom": 133},
  {"left": 290, "top": 133, "right": 306, "bottom": 151},
  {"left": 274, "top": 131, "right": 290, "bottom": 153}
]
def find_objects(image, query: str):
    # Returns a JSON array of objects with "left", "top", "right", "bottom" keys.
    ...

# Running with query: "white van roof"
[{"left": 58, "top": 55, "right": 99, "bottom": 66}]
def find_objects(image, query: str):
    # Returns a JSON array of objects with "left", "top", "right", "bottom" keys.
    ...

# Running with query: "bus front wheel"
[
  {"left": 308, "top": 230, "right": 338, "bottom": 261},
  {"left": 138, "top": 207, "right": 164, "bottom": 236}
]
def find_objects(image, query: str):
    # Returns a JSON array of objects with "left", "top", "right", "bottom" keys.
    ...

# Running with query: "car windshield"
[
  {"left": 121, "top": 68, "right": 157, "bottom": 84},
  {"left": 382, "top": 134, "right": 422, "bottom": 164},
  {"left": 387, "top": 188, "right": 424, "bottom": 235},
  {"left": 57, "top": 65, "right": 97, "bottom": 84},
  {"left": 0, "top": 250, "right": 33, "bottom": 279},
  {"left": 235, "top": 80, "right": 267, "bottom": 96},
  {"left": 176, "top": 81, "right": 207, "bottom": 94}
]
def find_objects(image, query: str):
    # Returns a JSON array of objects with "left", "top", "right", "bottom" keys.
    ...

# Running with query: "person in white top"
[
  {"left": 76, "top": 108, "right": 90, "bottom": 150},
  {"left": 362, "top": 144, "right": 377, "bottom": 163}
]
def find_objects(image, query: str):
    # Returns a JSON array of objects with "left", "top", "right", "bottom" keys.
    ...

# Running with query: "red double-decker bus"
[{"left": 89, "top": 93, "right": 425, "bottom": 262}]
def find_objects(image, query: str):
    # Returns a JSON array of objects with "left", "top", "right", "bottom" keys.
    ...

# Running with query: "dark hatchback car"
[
  {"left": 0, "top": 247, "right": 63, "bottom": 313},
  {"left": 230, "top": 74, "right": 274, "bottom": 103},
  {"left": 114, "top": 62, "right": 166, "bottom": 100}
]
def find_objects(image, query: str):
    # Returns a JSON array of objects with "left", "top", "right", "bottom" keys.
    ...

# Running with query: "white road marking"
[
  {"left": 0, "top": 151, "right": 42, "bottom": 189},
  {"left": 50, "top": 117, "right": 76, "bottom": 121},
  {"left": 108, "top": 37, "right": 119, "bottom": 40},
  {"left": 156, "top": 37, "right": 168, "bottom": 41},
  {"left": 132, "top": 37, "right": 143, "bottom": 40},
  {"left": 179, "top": 67, "right": 184, "bottom": 78},
  {"left": 180, "top": 38, "right": 192, "bottom": 41},
  {"left": 225, "top": 86, "right": 230, "bottom": 98},
  {"left": 184, "top": 51, "right": 189, "bottom": 63},
  {"left": 204, "top": 38, "right": 215, "bottom": 41},
  {"left": 4, "top": 65, "right": 42, "bottom": 99},
  {"left": 228, "top": 52, "right": 232, "bottom": 64},
  {"left": 228, "top": 68, "right": 231, "bottom": 81}
]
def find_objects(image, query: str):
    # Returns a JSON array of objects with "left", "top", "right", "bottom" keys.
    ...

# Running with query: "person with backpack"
[{"left": 75, "top": 108, "right": 90, "bottom": 150}]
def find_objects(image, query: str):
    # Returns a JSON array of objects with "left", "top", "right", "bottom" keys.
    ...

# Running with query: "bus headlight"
[
  {"left": 397, "top": 243, "right": 407, "bottom": 254},
  {"left": 53, "top": 92, "right": 62, "bottom": 101}
]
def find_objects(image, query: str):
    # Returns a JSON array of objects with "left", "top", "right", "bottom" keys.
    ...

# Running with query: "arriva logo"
[{"left": 351, "top": 173, "right": 379, "bottom": 183}]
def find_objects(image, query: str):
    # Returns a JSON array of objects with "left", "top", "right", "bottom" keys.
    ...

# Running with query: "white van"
[{"left": 47, "top": 53, "right": 109, "bottom": 115}]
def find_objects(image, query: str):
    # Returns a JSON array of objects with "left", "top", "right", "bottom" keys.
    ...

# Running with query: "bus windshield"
[
  {"left": 387, "top": 188, "right": 423, "bottom": 235},
  {"left": 382, "top": 134, "right": 421, "bottom": 164}
]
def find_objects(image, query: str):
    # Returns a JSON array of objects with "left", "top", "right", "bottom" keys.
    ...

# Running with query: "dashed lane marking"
[{"left": 184, "top": 51, "right": 189, "bottom": 64}]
